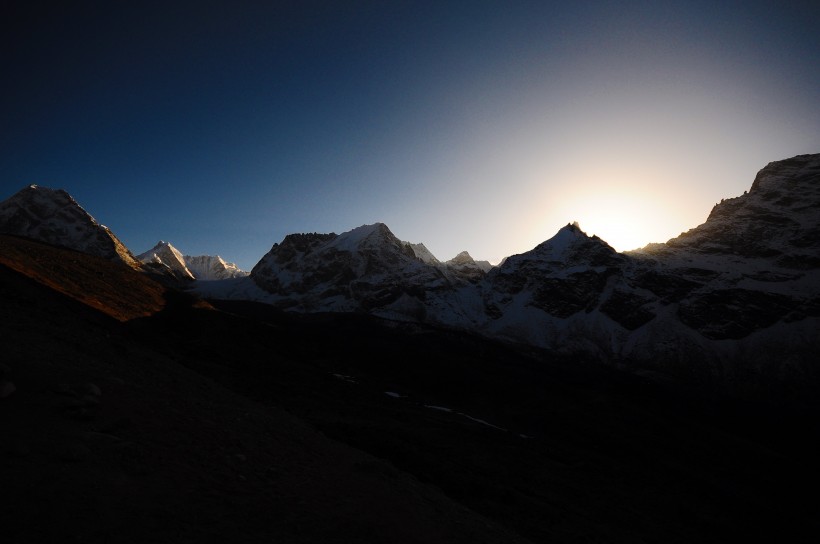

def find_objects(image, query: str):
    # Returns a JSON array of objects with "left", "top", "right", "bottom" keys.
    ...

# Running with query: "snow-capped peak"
[
  {"left": 137, "top": 241, "right": 195, "bottom": 280},
  {"left": 447, "top": 251, "right": 475, "bottom": 265},
  {"left": 192, "top": 154, "right": 820, "bottom": 399},
  {"left": 184, "top": 254, "right": 249, "bottom": 280},
  {"left": 247, "top": 222, "right": 455, "bottom": 316},
  {"left": 532, "top": 222, "right": 589, "bottom": 258},
  {"left": 494, "top": 222, "right": 621, "bottom": 277},
  {"left": 405, "top": 242, "right": 440, "bottom": 264},
  {"left": 136, "top": 241, "right": 248, "bottom": 281},
  {"left": 0, "top": 185, "right": 141, "bottom": 268},
  {"left": 325, "top": 223, "right": 396, "bottom": 252},
  {"left": 532, "top": 222, "right": 618, "bottom": 262}
]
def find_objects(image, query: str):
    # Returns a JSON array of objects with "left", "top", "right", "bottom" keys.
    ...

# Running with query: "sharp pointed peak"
[
  {"left": 330, "top": 222, "right": 399, "bottom": 251},
  {"left": 11, "top": 184, "right": 75, "bottom": 202},
  {"left": 404, "top": 241, "right": 440, "bottom": 264},
  {"left": 143, "top": 240, "right": 180, "bottom": 253},
  {"left": 447, "top": 250, "right": 475, "bottom": 265},
  {"left": 556, "top": 221, "right": 585, "bottom": 234},
  {"left": 0, "top": 184, "right": 141, "bottom": 268}
]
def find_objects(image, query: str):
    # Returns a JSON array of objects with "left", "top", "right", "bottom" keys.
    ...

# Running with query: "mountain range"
[
  {"left": 1, "top": 154, "right": 818, "bottom": 398},
  {"left": 137, "top": 240, "right": 249, "bottom": 281},
  {"left": 1, "top": 153, "right": 818, "bottom": 542},
  {"left": 197, "top": 153, "right": 818, "bottom": 398}
]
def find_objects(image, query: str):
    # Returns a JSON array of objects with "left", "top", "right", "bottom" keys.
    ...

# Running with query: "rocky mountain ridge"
[
  {"left": 249, "top": 223, "right": 458, "bottom": 318},
  {"left": 2, "top": 154, "right": 817, "bottom": 394},
  {"left": 5, "top": 230, "right": 815, "bottom": 543},
  {"left": 221, "top": 153, "right": 819, "bottom": 392}
]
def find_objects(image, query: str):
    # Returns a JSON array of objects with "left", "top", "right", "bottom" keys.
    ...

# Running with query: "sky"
[{"left": 1, "top": 1, "right": 819, "bottom": 269}]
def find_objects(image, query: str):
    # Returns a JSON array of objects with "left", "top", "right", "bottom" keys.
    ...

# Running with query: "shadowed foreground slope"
[
  {"left": 0, "top": 238, "right": 526, "bottom": 544},
  {"left": 2, "top": 235, "right": 819, "bottom": 542}
]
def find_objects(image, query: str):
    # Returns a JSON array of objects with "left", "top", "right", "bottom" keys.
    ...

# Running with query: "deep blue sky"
[{"left": 2, "top": 1, "right": 819, "bottom": 268}]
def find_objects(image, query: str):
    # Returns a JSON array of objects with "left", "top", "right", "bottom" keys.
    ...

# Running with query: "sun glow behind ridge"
[
  {"left": 565, "top": 191, "right": 669, "bottom": 252},
  {"left": 528, "top": 158, "right": 703, "bottom": 254}
]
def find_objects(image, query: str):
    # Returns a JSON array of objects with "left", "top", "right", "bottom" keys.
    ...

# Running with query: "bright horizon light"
[
  {"left": 556, "top": 185, "right": 697, "bottom": 252},
  {"left": 569, "top": 193, "right": 681, "bottom": 252},
  {"left": 519, "top": 155, "right": 708, "bottom": 256},
  {"left": 1, "top": 3, "right": 818, "bottom": 270}
]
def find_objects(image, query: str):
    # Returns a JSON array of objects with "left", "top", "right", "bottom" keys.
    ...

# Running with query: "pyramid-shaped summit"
[
  {"left": 0, "top": 185, "right": 140, "bottom": 268},
  {"left": 498, "top": 222, "right": 621, "bottom": 273},
  {"left": 137, "top": 241, "right": 195, "bottom": 280}
]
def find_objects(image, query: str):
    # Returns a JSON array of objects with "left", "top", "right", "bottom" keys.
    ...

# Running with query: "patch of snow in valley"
[
  {"left": 332, "top": 373, "right": 358, "bottom": 384},
  {"left": 424, "top": 405, "right": 453, "bottom": 412}
]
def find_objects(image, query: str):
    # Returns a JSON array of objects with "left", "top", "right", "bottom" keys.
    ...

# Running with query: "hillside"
[
  {"left": 0, "top": 241, "right": 526, "bottom": 544},
  {"left": 2, "top": 235, "right": 819, "bottom": 542}
]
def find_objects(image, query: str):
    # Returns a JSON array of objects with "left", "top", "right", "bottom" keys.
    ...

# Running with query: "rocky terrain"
[
  {"left": 0, "top": 238, "right": 525, "bottom": 543},
  {"left": 1, "top": 153, "right": 818, "bottom": 542},
  {"left": 2, "top": 233, "right": 818, "bottom": 543},
  {"left": 197, "top": 154, "right": 820, "bottom": 398},
  {"left": 248, "top": 224, "right": 466, "bottom": 320}
]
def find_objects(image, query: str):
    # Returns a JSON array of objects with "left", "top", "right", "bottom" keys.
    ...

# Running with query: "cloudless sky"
[{"left": 2, "top": 1, "right": 819, "bottom": 268}]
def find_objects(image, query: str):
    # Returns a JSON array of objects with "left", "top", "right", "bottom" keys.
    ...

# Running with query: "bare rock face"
[
  {"left": 626, "top": 154, "right": 820, "bottom": 341},
  {"left": 250, "top": 224, "right": 454, "bottom": 317},
  {"left": 648, "top": 154, "right": 820, "bottom": 264},
  {"left": 485, "top": 222, "right": 624, "bottom": 315},
  {"left": 444, "top": 251, "right": 489, "bottom": 283},
  {"left": 0, "top": 185, "right": 140, "bottom": 268},
  {"left": 677, "top": 288, "right": 798, "bottom": 340}
]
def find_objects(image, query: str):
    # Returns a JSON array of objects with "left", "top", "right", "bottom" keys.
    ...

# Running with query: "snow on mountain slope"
[
  {"left": 185, "top": 254, "right": 249, "bottom": 281},
  {"left": 137, "top": 241, "right": 249, "bottom": 281},
  {"left": 477, "top": 154, "right": 820, "bottom": 390},
  {"left": 405, "top": 242, "right": 440, "bottom": 264},
  {"left": 404, "top": 243, "right": 493, "bottom": 281},
  {"left": 474, "top": 260, "right": 494, "bottom": 273},
  {"left": 137, "top": 241, "right": 195, "bottom": 280},
  {"left": 479, "top": 222, "right": 630, "bottom": 351},
  {"left": 174, "top": 152, "right": 820, "bottom": 396},
  {"left": 244, "top": 223, "right": 478, "bottom": 324},
  {"left": 194, "top": 154, "right": 819, "bottom": 395},
  {"left": 0, "top": 185, "right": 141, "bottom": 268},
  {"left": 444, "top": 251, "right": 491, "bottom": 283},
  {"left": 638, "top": 154, "right": 820, "bottom": 265},
  {"left": 628, "top": 154, "right": 820, "bottom": 339}
]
